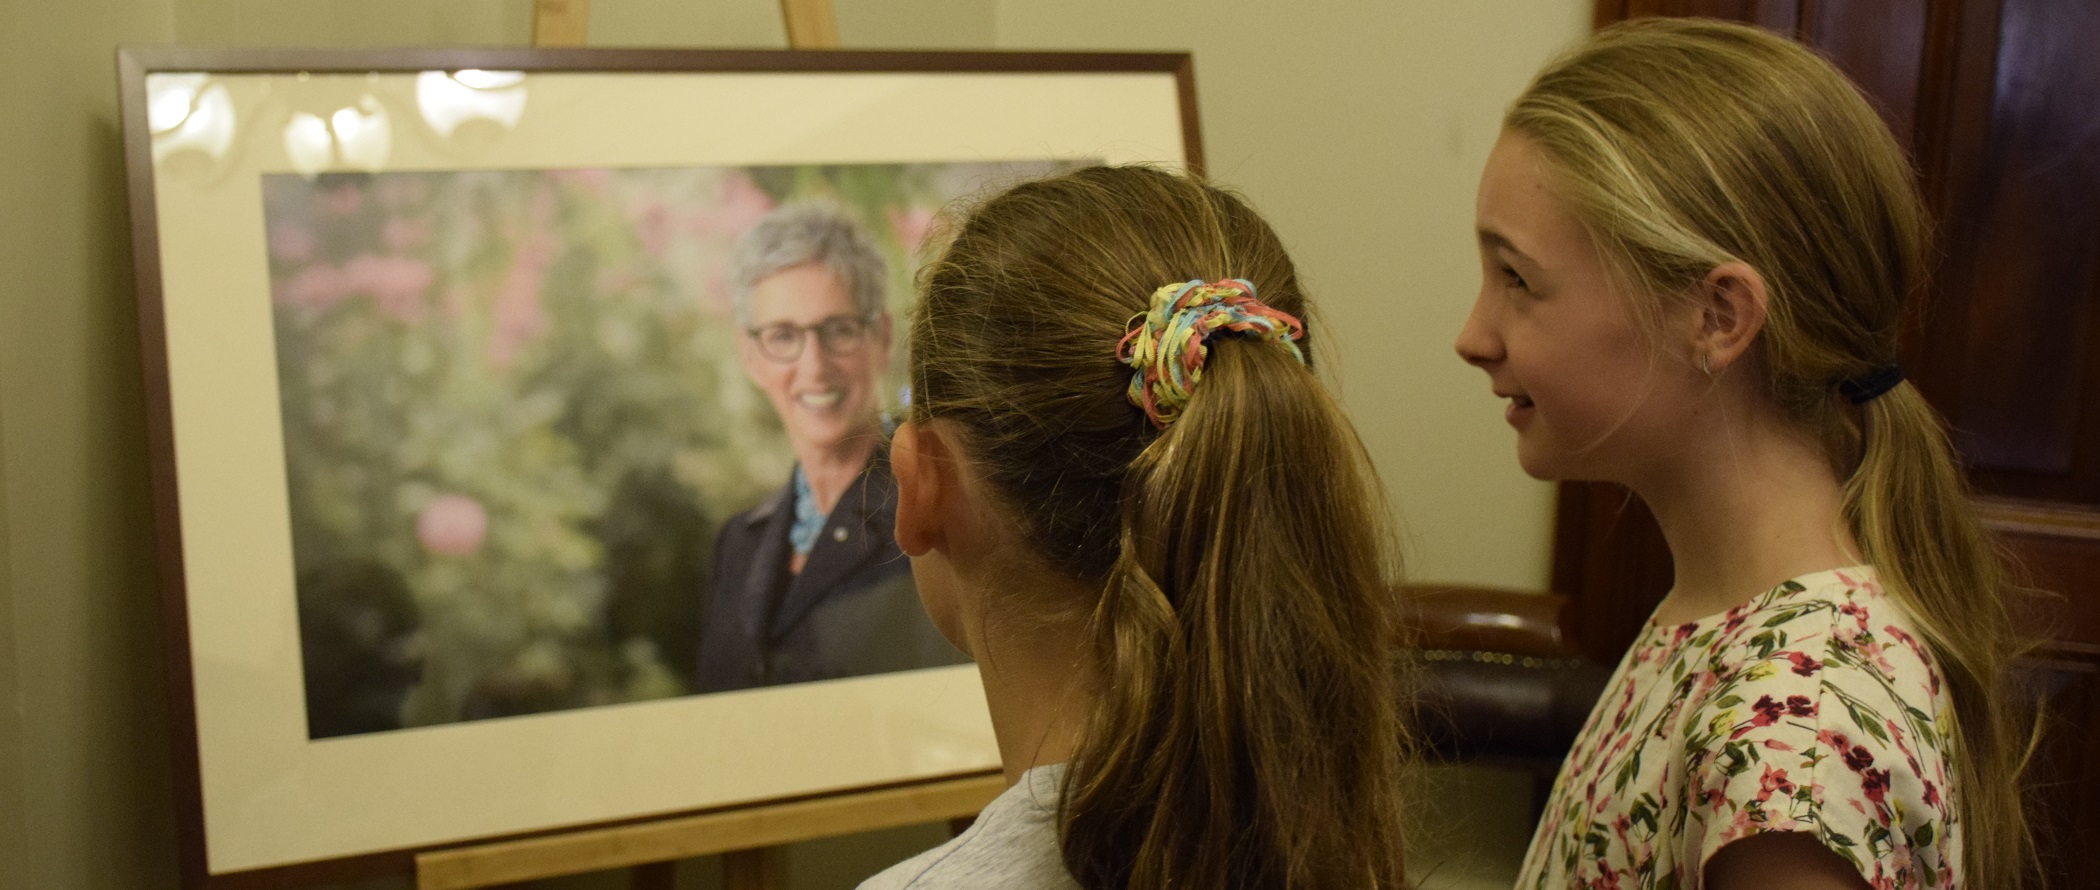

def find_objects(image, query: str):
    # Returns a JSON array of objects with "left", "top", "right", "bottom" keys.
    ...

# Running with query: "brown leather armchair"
[{"left": 1403, "top": 585, "right": 1613, "bottom": 811}]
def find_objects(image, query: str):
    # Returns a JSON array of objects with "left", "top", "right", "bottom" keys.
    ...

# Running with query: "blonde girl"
[
  {"left": 1457, "top": 18, "right": 2029, "bottom": 890},
  {"left": 861, "top": 165, "right": 1412, "bottom": 889}
]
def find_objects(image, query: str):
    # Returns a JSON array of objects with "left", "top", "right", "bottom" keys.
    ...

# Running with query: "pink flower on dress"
[
  {"left": 1860, "top": 768, "right": 1892, "bottom": 805},
  {"left": 1758, "top": 764, "right": 1797, "bottom": 799},
  {"left": 1786, "top": 651, "right": 1824, "bottom": 676},
  {"left": 1747, "top": 692, "right": 1780, "bottom": 726},
  {"left": 1739, "top": 695, "right": 1813, "bottom": 739},
  {"left": 1842, "top": 742, "right": 1876, "bottom": 772}
]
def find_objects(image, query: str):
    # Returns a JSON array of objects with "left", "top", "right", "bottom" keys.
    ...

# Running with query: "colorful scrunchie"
[{"left": 1117, "top": 278, "right": 1306, "bottom": 429}]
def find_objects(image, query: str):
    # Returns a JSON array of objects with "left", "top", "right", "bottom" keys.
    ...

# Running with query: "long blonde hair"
[
  {"left": 1508, "top": 17, "right": 2031, "bottom": 883},
  {"left": 910, "top": 165, "right": 1412, "bottom": 888}
]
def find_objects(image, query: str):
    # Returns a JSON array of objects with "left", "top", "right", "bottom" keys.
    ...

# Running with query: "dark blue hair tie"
[{"left": 1836, "top": 363, "right": 1904, "bottom": 405}]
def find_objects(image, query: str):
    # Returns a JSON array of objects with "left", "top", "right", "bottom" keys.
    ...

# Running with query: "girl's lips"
[{"left": 1506, "top": 396, "right": 1535, "bottom": 426}]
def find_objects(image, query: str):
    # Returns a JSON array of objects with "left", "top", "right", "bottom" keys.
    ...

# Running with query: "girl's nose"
[{"left": 1454, "top": 293, "right": 1503, "bottom": 368}]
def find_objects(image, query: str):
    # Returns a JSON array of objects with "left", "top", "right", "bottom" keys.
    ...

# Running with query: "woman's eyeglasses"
[{"left": 744, "top": 315, "right": 873, "bottom": 363}]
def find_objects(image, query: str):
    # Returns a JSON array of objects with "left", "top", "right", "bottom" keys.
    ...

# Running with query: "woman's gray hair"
[{"left": 728, "top": 201, "right": 889, "bottom": 323}]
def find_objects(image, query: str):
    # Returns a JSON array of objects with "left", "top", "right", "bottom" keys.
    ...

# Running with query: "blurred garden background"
[{"left": 263, "top": 160, "right": 1066, "bottom": 737}]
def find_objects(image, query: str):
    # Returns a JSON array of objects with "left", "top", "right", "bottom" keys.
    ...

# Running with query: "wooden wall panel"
[{"left": 2022, "top": 649, "right": 2100, "bottom": 889}]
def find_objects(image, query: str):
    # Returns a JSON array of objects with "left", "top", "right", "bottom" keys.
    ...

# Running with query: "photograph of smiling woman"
[
  {"left": 696, "top": 202, "right": 968, "bottom": 693},
  {"left": 267, "top": 162, "right": 1064, "bottom": 737}
]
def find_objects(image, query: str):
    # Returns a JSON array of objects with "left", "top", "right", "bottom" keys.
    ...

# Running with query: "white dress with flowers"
[{"left": 1515, "top": 566, "right": 1959, "bottom": 890}]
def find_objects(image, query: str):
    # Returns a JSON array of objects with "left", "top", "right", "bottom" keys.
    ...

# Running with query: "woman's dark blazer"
[{"left": 694, "top": 452, "right": 966, "bottom": 693}]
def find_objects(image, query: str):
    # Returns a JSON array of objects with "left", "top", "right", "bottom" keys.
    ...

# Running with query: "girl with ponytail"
[
  {"left": 860, "top": 165, "right": 1413, "bottom": 889},
  {"left": 1457, "top": 18, "right": 2031, "bottom": 890}
]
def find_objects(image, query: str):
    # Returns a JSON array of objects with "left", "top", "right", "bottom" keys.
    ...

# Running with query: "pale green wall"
[
  {"left": 0, "top": 2, "right": 1580, "bottom": 888},
  {"left": 3, "top": 0, "right": 182, "bottom": 886}
]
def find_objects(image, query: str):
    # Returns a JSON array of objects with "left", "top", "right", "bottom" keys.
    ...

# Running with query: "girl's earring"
[{"left": 1699, "top": 353, "right": 1714, "bottom": 377}]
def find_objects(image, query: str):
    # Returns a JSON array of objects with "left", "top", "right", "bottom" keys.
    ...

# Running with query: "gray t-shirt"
[{"left": 858, "top": 764, "right": 1081, "bottom": 889}]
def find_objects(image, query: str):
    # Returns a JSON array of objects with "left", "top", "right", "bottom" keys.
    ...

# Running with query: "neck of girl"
[
  {"left": 965, "top": 578, "right": 1097, "bottom": 787},
  {"left": 794, "top": 425, "right": 880, "bottom": 514},
  {"left": 1634, "top": 411, "right": 1860, "bottom": 627}
]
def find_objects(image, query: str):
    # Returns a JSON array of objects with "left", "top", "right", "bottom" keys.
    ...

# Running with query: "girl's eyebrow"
[{"left": 1477, "top": 229, "right": 1535, "bottom": 266}]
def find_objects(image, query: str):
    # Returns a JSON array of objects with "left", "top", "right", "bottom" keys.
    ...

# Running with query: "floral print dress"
[{"left": 1515, "top": 566, "right": 1958, "bottom": 889}]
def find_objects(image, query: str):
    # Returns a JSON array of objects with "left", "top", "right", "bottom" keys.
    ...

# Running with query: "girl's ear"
[
  {"left": 1691, "top": 260, "right": 1770, "bottom": 373},
  {"left": 891, "top": 420, "right": 950, "bottom": 558}
]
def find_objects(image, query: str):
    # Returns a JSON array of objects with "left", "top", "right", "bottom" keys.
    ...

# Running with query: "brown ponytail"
[
  {"left": 911, "top": 165, "right": 1412, "bottom": 888},
  {"left": 1844, "top": 383, "right": 2032, "bottom": 885}
]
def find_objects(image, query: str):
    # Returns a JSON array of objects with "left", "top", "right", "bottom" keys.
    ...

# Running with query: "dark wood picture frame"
[{"left": 117, "top": 46, "right": 1201, "bottom": 889}]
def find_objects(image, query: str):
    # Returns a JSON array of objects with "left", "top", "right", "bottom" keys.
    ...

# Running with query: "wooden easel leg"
[
  {"left": 531, "top": 0, "right": 591, "bottom": 47},
  {"left": 723, "top": 847, "right": 787, "bottom": 890},
  {"left": 777, "top": 0, "right": 840, "bottom": 49},
  {"left": 630, "top": 860, "right": 678, "bottom": 890}
]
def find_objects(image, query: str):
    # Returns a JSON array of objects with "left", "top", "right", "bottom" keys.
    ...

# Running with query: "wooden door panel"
[
  {"left": 1799, "top": 1, "right": 1929, "bottom": 144},
  {"left": 1595, "top": 0, "right": 1799, "bottom": 31},
  {"left": 1930, "top": 0, "right": 2100, "bottom": 497},
  {"left": 1550, "top": 482, "right": 1672, "bottom": 663}
]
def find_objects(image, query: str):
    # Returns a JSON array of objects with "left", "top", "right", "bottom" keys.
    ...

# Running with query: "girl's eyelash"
[{"left": 1500, "top": 266, "right": 1528, "bottom": 289}]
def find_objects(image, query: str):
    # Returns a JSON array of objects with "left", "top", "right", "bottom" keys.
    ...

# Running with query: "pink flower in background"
[
  {"left": 276, "top": 263, "right": 352, "bottom": 310},
  {"left": 442, "top": 284, "right": 472, "bottom": 322},
  {"left": 375, "top": 175, "right": 430, "bottom": 209},
  {"left": 701, "top": 266, "right": 731, "bottom": 315},
  {"left": 636, "top": 202, "right": 672, "bottom": 258},
  {"left": 686, "top": 171, "right": 775, "bottom": 238},
  {"left": 486, "top": 187, "right": 559, "bottom": 368},
  {"left": 383, "top": 216, "right": 432, "bottom": 251},
  {"left": 549, "top": 168, "right": 612, "bottom": 197},
  {"left": 268, "top": 224, "right": 317, "bottom": 263},
  {"left": 325, "top": 183, "right": 364, "bottom": 217},
  {"left": 417, "top": 494, "right": 487, "bottom": 556},
  {"left": 889, "top": 205, "right": 936, "bottom": 256},
  {"left": 342, "top": 253, "right": 435, "bottom": 323},
  {"left": 487, "top": 233, "right": 554, "bottom": 368},
  {"left": 594, "top": 267, "right": 645, "bottom": 299}
]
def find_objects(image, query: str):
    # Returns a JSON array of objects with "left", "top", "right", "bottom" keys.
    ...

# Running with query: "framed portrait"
[{"left": 118, "top": 46, "right": 1199, "bottom": 885}]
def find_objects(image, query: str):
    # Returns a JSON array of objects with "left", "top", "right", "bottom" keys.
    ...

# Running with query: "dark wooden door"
[{"left": 1572, "top": 2, "right": 2100, "bottom": 884}]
